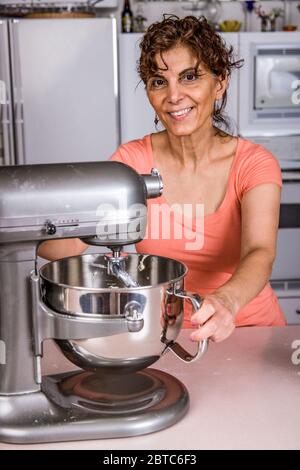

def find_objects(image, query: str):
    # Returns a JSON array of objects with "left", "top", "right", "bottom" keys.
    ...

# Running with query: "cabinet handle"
[{"left": 296, "top": 310, "right": 300, "bottom": 315}]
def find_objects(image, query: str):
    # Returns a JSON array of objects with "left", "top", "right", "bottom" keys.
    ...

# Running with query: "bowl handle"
[{"left": 166, "top": 290, "right": 208, "bottom": 363}]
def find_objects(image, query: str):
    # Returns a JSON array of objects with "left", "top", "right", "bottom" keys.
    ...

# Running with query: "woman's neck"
[{"left": 158, "top": 126, "right": 227, "bottom": 170}]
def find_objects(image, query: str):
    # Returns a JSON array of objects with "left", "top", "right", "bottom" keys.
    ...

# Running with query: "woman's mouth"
[{"left": 168, "top": 107, "right": 193, "bottom": 120}]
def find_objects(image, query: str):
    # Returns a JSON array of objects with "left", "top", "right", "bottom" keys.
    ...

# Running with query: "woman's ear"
[{"left": 215, "top": 74, "right": 228, "bottom": 100}]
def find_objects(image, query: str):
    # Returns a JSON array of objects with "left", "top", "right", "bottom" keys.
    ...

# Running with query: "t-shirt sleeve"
[
  {"left": 237, "top": 144, "right": 282, "bottom": 201},
  {"left": 110, "top": 144, "right": 134, "bottom": 166},
  {"left": 109, "top": 137, "right": 152, "bottom": 174}
]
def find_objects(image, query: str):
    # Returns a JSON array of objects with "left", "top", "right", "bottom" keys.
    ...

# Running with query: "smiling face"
[{"left": 146, "top": 44, "right": 227, "bottom": 138}]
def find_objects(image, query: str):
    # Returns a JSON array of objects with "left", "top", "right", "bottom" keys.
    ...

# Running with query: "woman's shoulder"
[
  {"left": 234, "top": 137, "right": 282, "bottom": 175},
  {"left": 233, "top": 137, "right": 282, "bottom": 199},
  {"left": 236, "top": 137, "right": 279, "bottom": 164},
  {"left": 110, "top": 134, "right": 153, "bottom": 173}
]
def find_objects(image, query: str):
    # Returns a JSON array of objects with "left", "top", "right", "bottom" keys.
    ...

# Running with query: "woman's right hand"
[{"left": 190, "top": 293, "right": 236, "bottom": 343}]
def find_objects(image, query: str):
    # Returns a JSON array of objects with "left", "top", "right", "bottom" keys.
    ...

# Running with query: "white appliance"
[
  {"left": 271, "top": 171, "right": 300, "bottom": 325},
  {"left": 0, "top": 17, "right": 119, "bottom": 165},
  {"left": 238, "top": 32, "right": 300, "bottom": 159},
  {"left": 119, "top": 32, "right": 239, "bottom": 144}
]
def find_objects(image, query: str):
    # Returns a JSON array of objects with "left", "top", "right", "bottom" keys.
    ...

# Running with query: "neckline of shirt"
[{"left": 144, "top": 133, "right": 242, "bottom": 221}]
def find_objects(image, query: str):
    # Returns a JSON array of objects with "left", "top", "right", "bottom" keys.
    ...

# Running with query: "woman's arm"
[
  {"left": 190, "top": 182, "right": 281, "bottom": 342},
  {"left": 37, "top": 238, "right": 88, "bottom": 261}
]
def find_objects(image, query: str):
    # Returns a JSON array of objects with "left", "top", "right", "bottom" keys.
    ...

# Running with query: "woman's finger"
[
  {"left": 190, "top": 317, "right": 218, "bottom": 342},
  {"left": 210, "top": 323, "right": 235, "bottom": 343},
  {"left": 190, "top": 300, "right": 215, "bottom": 325}
]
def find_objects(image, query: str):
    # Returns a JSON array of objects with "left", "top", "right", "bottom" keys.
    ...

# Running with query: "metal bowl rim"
[{"left": 39, "top": 252, "right": 188, "bottom": 292}]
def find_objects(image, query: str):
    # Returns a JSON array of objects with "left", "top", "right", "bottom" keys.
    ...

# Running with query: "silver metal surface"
[
  {"left": 142, "top": 168, "right": 164, "bottom": 199},
  {"left": 39, "top": 253, "right": 186, "bottom": 371},
  {"left": 39, "top": 253, "right": 207, "bottom": 372},
  {"left": 9, "top": 20, "right": 26, "bottom": 165},
  {"left": 166, "top": 290, "right": 208, "bottom": 362},
  {"left": 31, "top": 272, "right": 138, "bottom": 350},
  {"left": 0, "top": 162, "right": 161, "bottom": 245},
  {"left": 55, "top": 339, "right": 159, "bottom": 374},
  {"left": 0, "top": 162, "right": 162, "bottom": 396},
  {"left": 0, "top": 21, "right": 15, "bottom": 166},
  {"left": 0, "top": 161, "right": 144, "bottom": 223},
  {"left": 0, "top": 159, "right": 206, "bottom": 443},
  {"left": 106, "top": 254, "right": 141, "bottom": 287},
  {"left": 0, "top": 243, "right": 40, "bottom": 395},
  {"left": 0, "top": 369, "right": 189, "bottom": 444},
  {"left": 39, "top": 253, "right": 186, "bottom": 313}
]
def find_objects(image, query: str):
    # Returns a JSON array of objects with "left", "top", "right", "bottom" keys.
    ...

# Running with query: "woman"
[{"left": 39, "top": 15, "right": 285, "bottom": 342}]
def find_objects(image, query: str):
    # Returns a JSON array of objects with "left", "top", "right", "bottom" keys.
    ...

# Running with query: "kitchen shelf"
[{"left": 135, "top": 0, "right": 298, "bottom": 3}]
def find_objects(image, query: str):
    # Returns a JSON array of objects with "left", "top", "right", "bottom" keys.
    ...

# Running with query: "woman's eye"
[
  {"left": 149, "top": 78, "right": 166, "bottom": 89},
  {"left": 182, "top": 73, "right": 198, "bottom": 82}
]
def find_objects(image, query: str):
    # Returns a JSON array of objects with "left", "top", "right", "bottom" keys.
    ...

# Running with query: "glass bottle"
[
  {"left": 122, "top": 0, "right": 133, "bottom": 33},
  {"left": 134, "top": 2, "right": 147, "bottom": 33},
  {"left": 261, "top": 16, "right": 268, "bottom": 32},
  {"left": 270, "top": 17, "right": 276, "bottom": 32}
]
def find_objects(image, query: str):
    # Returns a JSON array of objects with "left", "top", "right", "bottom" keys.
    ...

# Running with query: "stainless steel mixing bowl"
[{"left": 39, "top": 253, "right": 208, "bottom": 373}]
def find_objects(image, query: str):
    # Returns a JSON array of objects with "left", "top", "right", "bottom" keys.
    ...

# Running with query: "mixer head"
[{"left": 0, "top": 162, "right": 162, "bottom": 247}]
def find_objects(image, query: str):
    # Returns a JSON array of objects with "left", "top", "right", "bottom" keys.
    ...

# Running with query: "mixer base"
[{"left": 0, "top": 368, "right": 189, "bottom": 444}]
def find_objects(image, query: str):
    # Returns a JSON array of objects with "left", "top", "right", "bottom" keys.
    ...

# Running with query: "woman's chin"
[{"left": 167, "top": 126, "right": 197, "bottom": 137}]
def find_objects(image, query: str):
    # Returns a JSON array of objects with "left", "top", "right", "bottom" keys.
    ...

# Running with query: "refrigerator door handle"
[
  {"left": 0, "top": 85, "right": 14, "bottom": 166},
  {"left": 0, "top": 21, "right": 15, "bottom": 166},
  {"left": 9, "top": 20, "right": 26, "bottom": 165}
]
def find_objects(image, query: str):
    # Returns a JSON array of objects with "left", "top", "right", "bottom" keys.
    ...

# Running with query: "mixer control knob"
[
  {"left": 45, "top": 221, "right": 57, "bottom": 235},
  {"left": 124, "top": 300, "right": 144, "bottom": 332}
]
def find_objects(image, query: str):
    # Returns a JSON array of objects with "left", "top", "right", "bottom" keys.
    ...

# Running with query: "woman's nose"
[{"left": 166, "top": 82, "right": 184, "bottom": 104}]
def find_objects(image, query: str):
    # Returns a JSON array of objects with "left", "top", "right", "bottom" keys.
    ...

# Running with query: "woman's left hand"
[{"left": 190, "top": 293, "right": 236, "bottom": 343}]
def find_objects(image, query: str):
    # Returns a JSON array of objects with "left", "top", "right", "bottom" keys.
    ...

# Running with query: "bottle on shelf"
[
  {"left": 134, "top": 2, "right": 147, "bottom": 33},
  {"left": 122, "top": 0, "right": 133, "bottom": 33}
]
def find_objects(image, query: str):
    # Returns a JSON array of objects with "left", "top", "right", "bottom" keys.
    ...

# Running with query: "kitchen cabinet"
[{"left": 278, "top": 297, "right": 300, "bottom": 324}]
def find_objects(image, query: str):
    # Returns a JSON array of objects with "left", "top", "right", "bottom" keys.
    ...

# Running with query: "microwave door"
[{"left": 255, "top": 55, "right": 300, "bottom": 109}]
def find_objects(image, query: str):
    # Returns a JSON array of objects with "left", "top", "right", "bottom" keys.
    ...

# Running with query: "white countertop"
[{"left": 1, "top": 326, "right": 300, "bottom": 450}]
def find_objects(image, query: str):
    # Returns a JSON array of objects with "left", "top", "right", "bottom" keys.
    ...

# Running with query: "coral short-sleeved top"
[{"left": 110, "top": 134, "right": 286, "bottom": 328}]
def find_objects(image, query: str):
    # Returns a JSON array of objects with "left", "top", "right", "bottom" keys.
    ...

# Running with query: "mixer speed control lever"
[
  {"left": 124, "top": 300, "right": 144, "bottom": 332},
  {"left": 45, "top": 221, "right": 57, "bottom": 235}
]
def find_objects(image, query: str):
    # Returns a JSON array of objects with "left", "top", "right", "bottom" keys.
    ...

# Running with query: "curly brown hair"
[{"left": 138, "top": 15, "right": 243, "bottom": 131}]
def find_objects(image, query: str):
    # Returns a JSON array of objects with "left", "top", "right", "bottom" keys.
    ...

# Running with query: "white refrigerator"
[{"left": 0, "top": 17, "right": 119, "bottom": 165}]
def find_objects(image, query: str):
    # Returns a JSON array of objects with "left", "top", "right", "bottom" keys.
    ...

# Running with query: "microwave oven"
[
  {"left": 255, "top": 46, "right": 300, "bottom": 110},
  {"left": 239, "top": 32, "right": 300, "bottom": 138}
]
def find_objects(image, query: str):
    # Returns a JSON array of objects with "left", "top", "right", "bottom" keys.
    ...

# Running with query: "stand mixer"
[{"left": 0, "top": 161, "right": 207, "bottom": 444}]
